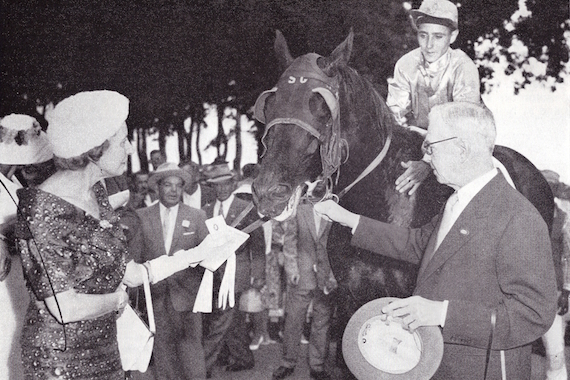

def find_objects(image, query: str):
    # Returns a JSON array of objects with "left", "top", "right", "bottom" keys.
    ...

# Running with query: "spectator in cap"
[
  {"left": 0, "top": 113, "right": 54, "bottom": 380},
  {"left": 179, "top": 159, "right": 216, "bottom": 209},
  {"left": 387, "top": 0, "right": 481, "bottom": 196}
]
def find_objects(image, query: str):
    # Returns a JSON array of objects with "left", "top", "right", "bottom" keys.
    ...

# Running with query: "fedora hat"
[
  {"left": 203, "top": 162, "right": 236, "bottom": 184},
  {"left": 148, "top": 162, "right": 194, "bottom": 191},
  {"left": 410, "top": 0, "right": 458, "bottom": 30},
  {"left": 342, "top": 297, "right": 443, "bottom": 380}
]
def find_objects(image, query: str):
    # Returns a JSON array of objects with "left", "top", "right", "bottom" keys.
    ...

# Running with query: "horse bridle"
[
  {"left": 255, "top": 53, "right": 392, "bottom": 203},
  {"left": 254, "top": 53, "right": 392, "bottom": 201}
]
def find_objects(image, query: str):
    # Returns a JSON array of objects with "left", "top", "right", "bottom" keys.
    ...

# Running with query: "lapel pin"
[
  {"left": 182, "top": 220, "right": 190, "bottom": 228},
  {"left": 460, "top": 228, "right": 469, "bottom": 235}
]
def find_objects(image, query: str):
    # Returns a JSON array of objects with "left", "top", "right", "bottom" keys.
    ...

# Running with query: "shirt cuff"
[
  {"left": 351, "top": 215, "right": 361, "bottom": 235},
  {"left": 440, "top": 300, "right": 449, "bottom": 327}
]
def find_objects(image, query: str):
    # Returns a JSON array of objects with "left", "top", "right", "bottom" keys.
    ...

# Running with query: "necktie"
[
  {"left": 434, "top": 192, "right": 459, "bottom": 252},
  {"left": 163, "top": 207, "right": 171, "bottom": 245},
  {"left": 218, "top": 203, "right": 224, "bottom": 218}
]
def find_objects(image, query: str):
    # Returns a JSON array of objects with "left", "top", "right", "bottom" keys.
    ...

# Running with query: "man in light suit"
[
  {"left": 202, "top": 163, "right": 266, "bottom": 375},
  {"left": 273, "top": 200, "right": 337, "bottom": 380},
  {"left": 315, "top": 102, "right": 557, "bottom": 380},
  {"left": 136, "top": 162, "right": 209, "bottom": 380}
]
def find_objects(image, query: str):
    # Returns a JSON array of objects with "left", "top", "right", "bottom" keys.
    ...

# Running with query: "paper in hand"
[{"left": 200, "top": 215, "right": 250, "bottom": 271}]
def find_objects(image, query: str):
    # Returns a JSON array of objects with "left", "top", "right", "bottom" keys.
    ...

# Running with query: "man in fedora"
[
  {"left": 136, "top": 162, "right": 209, "bottom": 380},
  {"left": 202, "top": 162, "right": 265, "bottom": 375},
  {"left": 388, "top": 0, "right": 481, "bottom": 196},
  {"left": 315, "top": 102, "right": 557, "bottom": 379}
]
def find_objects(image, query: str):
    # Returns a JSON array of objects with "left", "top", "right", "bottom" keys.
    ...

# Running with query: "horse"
[{"left": 251, "top": 30, "right": 555, "bottom": 373}]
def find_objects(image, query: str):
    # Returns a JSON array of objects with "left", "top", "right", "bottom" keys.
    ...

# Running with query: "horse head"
[{"left": 252, "top": 30, "right": 354, "bottom": 220}]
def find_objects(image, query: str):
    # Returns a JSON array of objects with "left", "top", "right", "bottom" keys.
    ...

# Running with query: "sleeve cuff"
[
  {"left": 351, "top": 215, "right": 361, "bottom": 235},
  {"left": 440, "top": 300, "right": 449, "bottom": 327}
]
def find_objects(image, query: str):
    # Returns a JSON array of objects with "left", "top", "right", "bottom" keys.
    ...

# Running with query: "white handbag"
[{"left": 117, "top": 264, "right": 156, "bottom": 372}]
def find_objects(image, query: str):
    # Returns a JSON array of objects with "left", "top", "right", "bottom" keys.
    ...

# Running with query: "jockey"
[{"left": 387, "top": 0, "right": 481, "bottom": 195}]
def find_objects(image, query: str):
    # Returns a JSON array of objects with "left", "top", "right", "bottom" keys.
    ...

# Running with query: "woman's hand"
[
  {"left": 114, "top": 285, "right": 129, "bottom": 314},
  {"left": 395, "top": 160, "right": 431, "bottom": 195},
  {"left": 122, "top": 260, "right": 145, "bottom": 287}
]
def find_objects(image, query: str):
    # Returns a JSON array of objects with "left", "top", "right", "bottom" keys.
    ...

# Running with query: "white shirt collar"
[
  {"left": 215, "top": 193, "right": 235, "bottom": 218},
  {"left": 159, "top": 201, "right": 180, "bottom": 215},
  {"left": 455, "top": 168, "right": 498, "bottom": 212}
]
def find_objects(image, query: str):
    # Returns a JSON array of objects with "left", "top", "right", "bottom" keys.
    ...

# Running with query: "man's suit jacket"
[
  {"left": 203, "top": 196, "right": 265, "bottom": 294},
  {"left": 352, "top": 174, "right": 557, "bottom": 379},
  {"left": 136, "top": 202, "right": 208, "bottom": 312},
  {"left": 283, "top": 202, "right": 335, "bottom": 291}
]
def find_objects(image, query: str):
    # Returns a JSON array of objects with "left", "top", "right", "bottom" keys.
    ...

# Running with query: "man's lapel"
[{"left": 417, "top": 174, "right": 508, "bottom": 286}]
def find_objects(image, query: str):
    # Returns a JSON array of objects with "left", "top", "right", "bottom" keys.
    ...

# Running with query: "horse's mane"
[{"left": 335, "top": 64, "right": 425, "bottom": 183}]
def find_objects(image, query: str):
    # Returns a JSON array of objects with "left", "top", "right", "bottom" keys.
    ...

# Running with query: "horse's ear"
[
  {"left": 274, "top": 30, "right": 295, "bottom": 71},
  {"left": 322, "top": 28, "right": 354, "bottom": 77}
]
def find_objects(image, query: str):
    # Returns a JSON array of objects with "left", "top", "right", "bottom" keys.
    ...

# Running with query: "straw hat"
[
  {"left": 46, "top": 90, "right": 129, "bottom": 159},
  {"left": 148, "top": 162, "right": 194, "bottom": 191},
  {"left": 0, "top": 114, "right": 53, "bottom": 165},
  {"left": 342, "top": 297, "right": 443, "bottom": 380},
  {"left": 203, "top": 162, "right": 236, "bottom": 184},
  {"left": 410, "top": 0, "right": 458, "bottom": 30}
]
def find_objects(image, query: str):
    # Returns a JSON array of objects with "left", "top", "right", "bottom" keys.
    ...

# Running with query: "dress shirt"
[
  {"left": 183, "top": 186, "right": 202, "bottom": 210},
  {"left": 213, "top": 193, "right": 235, "bottom": 219},
  {"left": 160, "top": 202, "right": 179, "bottom": 253}
]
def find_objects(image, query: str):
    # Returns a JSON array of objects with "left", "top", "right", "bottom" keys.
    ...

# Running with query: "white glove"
[{"left": 218, "top": 253, "right": 236, "bottom": 310}]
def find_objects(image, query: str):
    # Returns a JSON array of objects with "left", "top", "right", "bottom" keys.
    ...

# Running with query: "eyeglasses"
[{"left": 421, "top": 137, "right": 457, "bottom": 155}]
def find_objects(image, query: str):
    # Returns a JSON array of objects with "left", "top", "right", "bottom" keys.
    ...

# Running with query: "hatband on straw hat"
[
  {"left": 342, "top": 297, "right": 443, "bottom": 380},
  {"left": 0, "top": 114, "right": 53, "bottom": 165},
  {"left": 46, "top": 90, "right": 129, "bottom": 159},
  {"left": 148, "top": 162, "right": 194, "bottom": 192}
]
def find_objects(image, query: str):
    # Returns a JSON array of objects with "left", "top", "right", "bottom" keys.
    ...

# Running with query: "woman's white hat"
[
  {"left": 46, "top": 90, "right": 129, "bottom": 159},
  {"left": 0, "top": 114, "right": 53, "bottom": 165}
]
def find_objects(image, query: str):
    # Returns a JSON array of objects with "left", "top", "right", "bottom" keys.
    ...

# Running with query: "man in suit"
[
  {"left": 314, "top": 102, "right": 557, "bottom": 379},
  {"left": 273, "top": 200, "right": 337, "bottom": 380},
  {"left": 136, "top": 162, "right": 209, "bottom": 380},
  {"left": 179, "top": 159, "right": 216, "bottom": 209},
  {"left": 202, "top": 162, "right": 266, "bottom": 375}
]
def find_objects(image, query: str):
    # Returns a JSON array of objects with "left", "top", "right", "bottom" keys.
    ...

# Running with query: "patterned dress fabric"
[{"left": 15, "top": 183, "right": 126, "bottom": 380}]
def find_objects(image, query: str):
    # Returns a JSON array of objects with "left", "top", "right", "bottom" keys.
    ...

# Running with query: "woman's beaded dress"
[{"left": 15, "top": 183, "right": 126, "bottom": 379}]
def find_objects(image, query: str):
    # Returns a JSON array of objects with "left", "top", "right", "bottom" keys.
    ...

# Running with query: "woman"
[
  {"left": 14, "top": 91, "right": 135, "bottom": 379},
  {"left": 0, "top": 113, "right": 54, "bottom": 380},
  {"left": 14, "top": 91, "right": 219, "bottom": 379}
]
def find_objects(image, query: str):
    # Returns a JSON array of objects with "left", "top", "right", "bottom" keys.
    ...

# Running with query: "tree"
[{"left": 1, "top": 0, "right": 567, "bottom": 168}]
